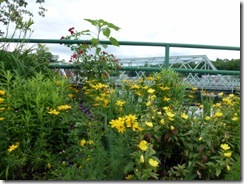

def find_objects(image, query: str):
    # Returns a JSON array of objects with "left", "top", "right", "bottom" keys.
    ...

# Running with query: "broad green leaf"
[
  {"left": 124, "top": 162, "right": 134, "bottom": 174},
  {"left": 101, "top": 44, "right": 108, "bottom": 49},
  {"left": 96, "top": 47, "right": 101, "bottom": 55},
  {"left": 84, "top": 19, "right": 98, "bottom": 26},
  {"left": 109, "top": 37, "right": 119, "bottom": 47},
  {"left": 107, "top": 22, "right": 120, "bottom": 31},
  {"left": 216, "top": 167, "right": 221, "bottom": 177},
  {"left": 103, "top": 28, "right": 110, "bottom": 38},
  {"left": 91, "top": 38, "right": 99, "bottom": 47}
]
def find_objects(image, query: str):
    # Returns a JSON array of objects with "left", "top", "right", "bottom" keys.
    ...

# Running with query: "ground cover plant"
[{"left": 0, "top": 18, "right": 240, "bottom": 180}]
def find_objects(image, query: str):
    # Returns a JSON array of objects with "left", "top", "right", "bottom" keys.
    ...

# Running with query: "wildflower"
[
  {"left": 231, "top": 117, "right": 239, "bottom": 121},
  {"left": 138, "top": 140, "right": 148, "bottom": 151},
  {"left": 166, "top": 111, "right": 175, "bottom": 118},
  {"left": 132, "top": 122, "right": 143, "bottom": 132},
  {"left": 48, "top": 109, "right": 60, "bottom": 115},
  {"left": 80, "top": 139, "right": 86, "bottom": 147},
  {"left": 229, "top": 94, "right": 234, "bottom": 98},
  {"left": 198, "top": 136, "right": 203, "bottom": 141},
  {"left": 226, "top": 165, "right": 231, "bottom": 171},
  {"left": 87, "top": 140, "right": 94, "bottom": 144},
  {"left": 0, "top": 98, "right": 4, "bottom": 103},
  {"left": 0, "top": 107, "right": 4, "bottom": 111},
  {"left": 8, "top": 142, "right": 19, "bottom": 153},
  {"left": 148, "top": 95, "right": 156, "bottom": 101},
  {"left": 0, "top": 117, "right": 5, "bottom": 121},
  {"left": 163, "top": 106, "right": 170, "bottom": 111},
  {"left": 220, "top": 143, "right": 230, "bottom": 151},
  {"left": 145, "top": 121, "right": 153, "bottom": 127},
  {"left": 181, "top": 113, "right": 188, "bottom": 120},
  {"left": 116, "top": 100, "right": 126, "bottom": 107},
  {"left": 147, "top": 88, "right": 155, "bottom": 94},
  {"left": 0, "top": 90, "right": 5, "bottom": 95},
  {"left": 170, "top": 125, "right": 175, "bottom": 130},
  {"left": 125, "top": 174, "right": 134, "bottom": 180},
  {"left": 192, "top": 87, "right": 198, "bottom": 91},
  {"left": 163, "top": 96, "right": 170, "bottom": 102},
  {"left": 224, "top": 152, "right": 232, "bottom": 158},
  {"left": 125, "top": 114, "right": 137, "bottom": 127},
  {"left": 140, "top": 155, "right": 144, "bottom": 163},
  {"left": 214, "top": 111, "right": 223, "bottom": 117},
  {"left": 57, "top": 105, "right": 72, "bottom": 111},
  {"left": 160, "top": 86, "right": 170, "bottom": 91},
  {"left": 149, "top": 159, "right": 159, "bottom": 167},
  {"left": 218, "top": 92, "right": 224, "bottom": 96},
  {"left": 205, "top": 116, "right": 210, "bottom": 121},
  {"left": 160, "top": 119, "right": 165, "bottom": 124}
]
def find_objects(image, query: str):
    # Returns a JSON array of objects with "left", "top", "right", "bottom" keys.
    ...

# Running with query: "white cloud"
[{"left": 17, "top": 0, "right": 241, "bottom": 61}]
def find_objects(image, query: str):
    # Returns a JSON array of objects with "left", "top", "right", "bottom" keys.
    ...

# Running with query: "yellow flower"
[
  {"left": 140, "top": 155, "right": 144, "bottom": 163},
  {"left": 148, "top": 95, "right": 156, "bottom": 101},
  {"left": 0, "top": 90, "right": 5, "bottom": 95},
  {"left": 68, "top": 94, "right": 74, "bottom": 98},
  {"left": 48, "top": 109, "right": 60, "bottom": 115},
  {"left": 166, "top": 111, "right": 175, "bottom": 118},
  {"left": 218, "top": 92, "right": 224, "bottom": 96},
  {"left": 226, "top": 164, "right": 231, "bottom": 171},
  {"left": 116, "top": 100, "right": 126, "bottom": 107},
  {"left": 0, "top": 117, "right": 5, "bottom": 121},
  {"left": 205, "top": 116, "right": 211, "bottom": 121},
  {"left": 125, "top": 174, "right": 134, "bottom": 180},
  {"left": 181, "top": 113, "right": 188, "bottom": 120},
  {"left": 138, "top": 140, "right": 148, "bottom": 151},
  {"left": 160, "top": 119, "right": 165, "bottom": 124},
  {"left": 231, "top": 117, "right": 239, "bottom": 121},
  {"left": 170, "top": 125, "right": 175, "bottom": 130},
  {"left": 8, "top": 142, "right": 19, "bottom": 153},
  {"left": 163, "top": 96, "right": 170, "bottom": 102},
  {"left": 198, "top": 136, "right": 203, "bottom": 141},
  {"left": 0, "top": 98, "right": 4, "bottom": 103},
  {"left": 149, "top": 159, "right": 159, "bottom": 167},
  {"left": 147, "top": 88, "right": 155, "bottom": 94},
  {"left": 145, "top": 121, "right": 153, "bottom": 127},
  {"left": 214, "top": 111, "right": 223, "bottom": 117},
  {"left": 224, "top": 152, "right": 232, "bottom": 158},
  {"left": 87, "top": 140, "right": 94, "bottom": 144},
  {"left": 160, "top": 86, "right": 170, "bottom": 91},
  {"left": 220, "top": 143, "right": 230, "bottom": 151},
  {"left": 57, "top": 105, "right": 72, "bottom": 111},
  {"left": 80, "top": 139, "right": 86, "bottom": 147},
  {"left": 0, "top": 107, "right": 4, "bottom": 111},
  {"left": 191, "top": 87, "right": 198, "bottom": 91},
  {"left": 229, "top": 94, "right": 234, "bottom": 98}
]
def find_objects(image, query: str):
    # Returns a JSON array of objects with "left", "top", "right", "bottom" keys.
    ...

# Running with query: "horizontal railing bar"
[
  {"left": 0, "top": 38, "right": 240, "bottom": 51},
  {"left": 48, "top": 64, "right": 240, "bottom": 75}
]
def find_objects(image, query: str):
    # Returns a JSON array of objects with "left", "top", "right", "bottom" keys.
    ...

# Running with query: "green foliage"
[
  {"left": 61, "top": 19, "right": 121, "bottom": 83},
  {"left": 213, "top": 58, "right": 240, "bottom": 71}
]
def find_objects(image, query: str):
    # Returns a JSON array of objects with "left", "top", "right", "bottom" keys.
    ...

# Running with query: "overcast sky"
[{"left": 21, "top": 0, "right": 241, "bottom": 61}]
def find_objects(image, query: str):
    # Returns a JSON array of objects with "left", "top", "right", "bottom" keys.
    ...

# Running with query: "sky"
[{"left": 6, "top": 0, "right": 242, "bottom": 61}]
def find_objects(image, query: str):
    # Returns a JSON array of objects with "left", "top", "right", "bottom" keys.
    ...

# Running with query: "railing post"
[{"left": 165, "top": 45, "right": 170, "bottom": 69}]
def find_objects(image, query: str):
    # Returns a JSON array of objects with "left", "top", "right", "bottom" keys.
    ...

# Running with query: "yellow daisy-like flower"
[
  {"left": 57, "top": 105, "right": 72, "bottom": 111},
  {"left": 149, "top": 159, "right": 159, "bottom": 167},
  {"left": 198, "top": 136, "right": 203, "bottom": 141},
  {"left": 147, "top": 88, "right": 155, "bottom": 94},
  {"left": 224, "top": 152, "right": 232, "bottom": 158},
  {"left": 8, "top": 142, "right": 19, "bottom": 153},
  {"left": 80, "top": 139, "right": 86, "bottom": 147},
  {"left": 181, "top": 113, "right": 188, "bottom": 120},
  {"left": 48, "top": 109, "right": 60, "bottom": 115},
  {"left": 87, "top": 140, "right": 94, "bottom": 144},
  {"left": 0, "top": 117, "right": 5, "bottom": 121},
  {"left": 170, "top": 125, "right": 175, "bottom": 130},
  {"left": 220, "top": 143, "right": 230, "bottom": 151},
  {"left": 140, "top": 155, "right": 144, "bottom": 163},
  {"left": 166, "top": 111, "right": 175, "bottom": 118},
  {"left": 116, "top": 100, "right": 126, "bottom": 107},
  {"left": 0, "top": 107, "right": 4, "bottom": 111},
  {"left": 138, "top": 140, "right": 148, "bottom": 151},
  {"left": 145, "top": 121, "right": 153, "bottom": 127},
  {"left": 229, "top": 94, "right": 234, "bottom": 98},
  {"left": 191, "top": 87, "right": 198, "bottom": 91},
  {"left": 0, "top": 98, "right": 4, "bottom": 103},
  {"left": 163, "top": 96, "right": 170, "bottom": 102}
]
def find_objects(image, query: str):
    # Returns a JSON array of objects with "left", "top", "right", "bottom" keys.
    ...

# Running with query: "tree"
[{"left": 0, "top": 0, "right": 46, "bottom": 32}]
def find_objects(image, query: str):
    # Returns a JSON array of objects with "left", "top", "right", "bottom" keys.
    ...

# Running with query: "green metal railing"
[{"left": 0, "top": 38, "right": 240, "bottom": 76}]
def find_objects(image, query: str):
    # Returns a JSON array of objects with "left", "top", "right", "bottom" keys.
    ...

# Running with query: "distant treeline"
[{"left": 213, "top": 58, "right": 240, "bottom": 71}]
